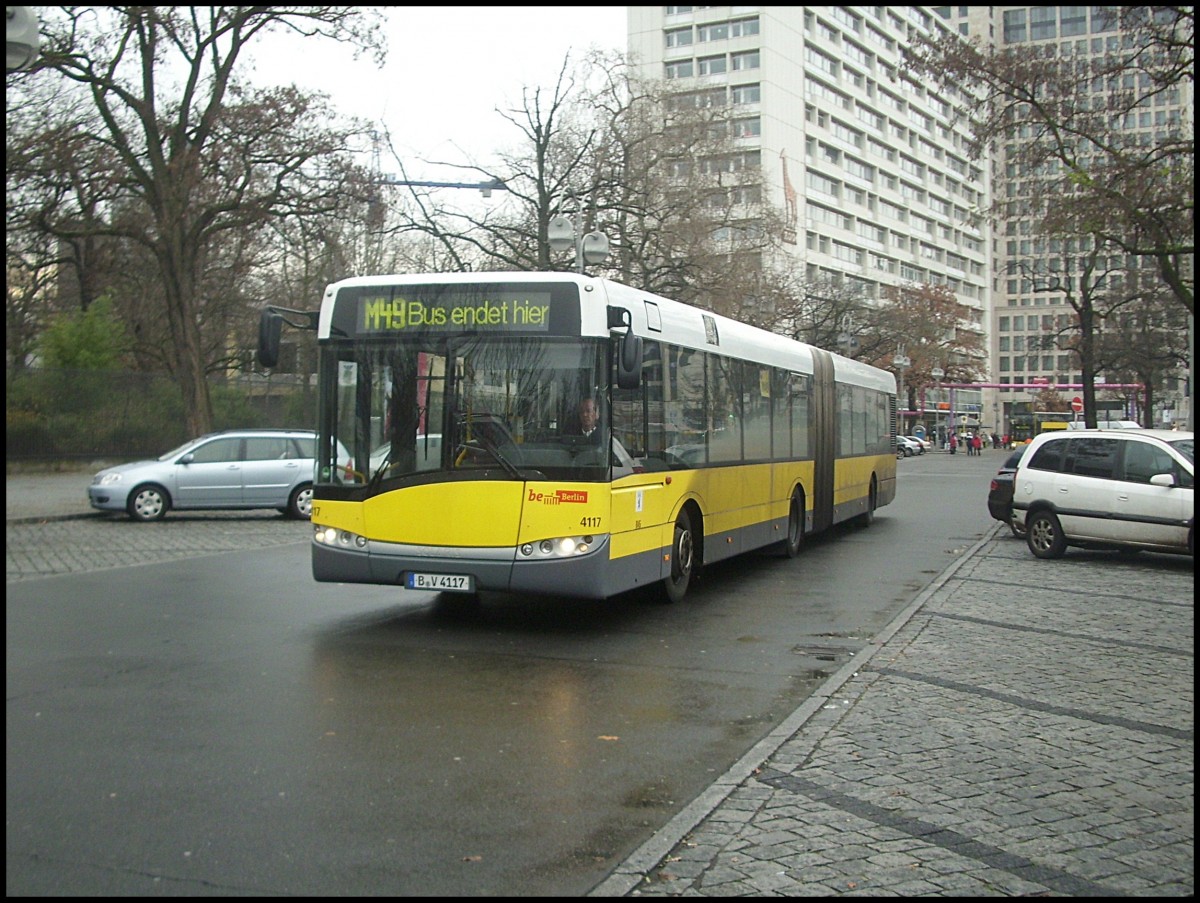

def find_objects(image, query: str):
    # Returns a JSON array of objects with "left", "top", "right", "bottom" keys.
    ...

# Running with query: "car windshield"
[
  {"left": 1168, "top": 438, "right": 1193, "bottom": 464},
  {"left": 157, "top": 439, "right": 200, "bottom": 462}
]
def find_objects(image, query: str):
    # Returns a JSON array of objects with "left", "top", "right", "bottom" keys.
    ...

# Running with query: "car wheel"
[
  {"left": 1026, "top": 510, "right": 1067, "bottom": 559},
  {"left": 1006, "top": 517, "right": 1026, "bottom": 538},
  {"left": 662, "top": 508, "right": 696, "bottom": 603},
  {"left": 780, "top": 490, "right": 804, "bottom": 558},
  {"left": 287, "top": 483, "right": 313, "bottom": 519},
  {"left": 127, "top": 484, "right": 169, "bottom": 521}
]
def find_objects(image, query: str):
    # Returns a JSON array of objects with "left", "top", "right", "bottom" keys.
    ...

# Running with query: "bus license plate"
[{"left": 406, "top": 572, "right": 474, "bottom": 592}]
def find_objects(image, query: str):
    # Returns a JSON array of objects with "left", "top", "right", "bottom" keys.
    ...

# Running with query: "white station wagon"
[{"left": 1012, "top": 429, "right": 1194, "bottom": 558}]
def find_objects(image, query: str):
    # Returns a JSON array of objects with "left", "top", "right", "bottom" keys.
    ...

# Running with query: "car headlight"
[{"left": 98, "top": 473, "right": 124, "bottom": 486}]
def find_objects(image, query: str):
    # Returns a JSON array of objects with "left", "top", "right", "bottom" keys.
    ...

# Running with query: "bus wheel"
[
  {"left": 663, "top": 509, "right": 695, "bottom": 603},
  {"left": 855, "top": 478, "right": 878, "bottom": 528},
  {"left": 780, "top": 490, "right": 804, "bottom": 558}
]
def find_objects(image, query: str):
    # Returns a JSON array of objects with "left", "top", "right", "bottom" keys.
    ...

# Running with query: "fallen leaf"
[{"left": 597, "top": 735, "right": 620, "bottom": 741}]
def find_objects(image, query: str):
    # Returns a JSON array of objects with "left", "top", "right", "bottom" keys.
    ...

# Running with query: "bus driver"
[{"left": 575, "top": 397, "right": 600, "bottom": 439}]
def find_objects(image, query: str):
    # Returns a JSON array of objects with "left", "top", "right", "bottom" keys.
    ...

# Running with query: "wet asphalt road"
[{"left": 7, "top": 452, "right": 1138, "bottom": 895}]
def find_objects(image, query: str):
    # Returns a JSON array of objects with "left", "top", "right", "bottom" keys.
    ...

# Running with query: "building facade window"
[
  {"left": 665, "top": 26, "right": 694, "bottom": 48},
  {"left": 665, "top": 59, "right": 694, "bottom": 79},
  {"left": 731, "top": 50, "right": 760, "bottom": 71},
  {"left": 1003, "top": 9, "right": 1026, "bottom": 42},
  {"left": 731, "top": 83, "right": 760, "bottom": 104}
]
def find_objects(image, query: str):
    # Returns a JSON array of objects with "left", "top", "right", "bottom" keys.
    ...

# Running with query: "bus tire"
[
  {"left": 854, "top": 477, "right": 878, "bottom": 528},
  {"left": 780, "top": 490, "right": 804, "bottom": 558},
  {"left": 662, "top": 509, "right": 696, "bottom": 603}
]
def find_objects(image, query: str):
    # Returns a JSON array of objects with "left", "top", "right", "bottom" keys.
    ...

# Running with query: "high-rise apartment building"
[
  {"left": 628, "top": 6, "right": 990, "bottom": 436},
  {"left": 627, "top": 6, "right": 1192, "bottom": 434},
  {"left": 937, "top": 5, "right": 1192, "bottom": 432}
]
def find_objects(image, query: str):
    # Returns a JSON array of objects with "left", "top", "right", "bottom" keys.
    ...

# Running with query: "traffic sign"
[{"left": 1070, "top": 396, "right": 1083, "bottom": 412}]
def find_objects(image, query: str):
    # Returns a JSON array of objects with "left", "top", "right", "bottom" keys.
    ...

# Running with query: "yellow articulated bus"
[{"left": 258, "top": 272, "right": 897, "bottom": 603}]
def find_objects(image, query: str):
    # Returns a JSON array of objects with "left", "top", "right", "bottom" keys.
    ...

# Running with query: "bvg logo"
[{"left": 527, "top": 489, "right": 589, "bottom": 505}]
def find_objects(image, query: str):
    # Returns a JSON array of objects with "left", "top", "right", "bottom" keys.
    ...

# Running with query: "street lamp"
[
  {"left": 893, "top": 347, "right": 910, "bottom": 434},
  {"left": 6, "top": 7, "right": 40, "bottom": 71},
  {"left": 548, "top": 207, "right": 609, "bottom": 274},
  {"left": 837, "top": 314, "right": 859, "bottom": 358},
  {"left": 931, "top": 367, "right": 945, "bottom": 448}
]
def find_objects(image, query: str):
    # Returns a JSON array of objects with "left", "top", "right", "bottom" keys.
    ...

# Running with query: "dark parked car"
[{"left": 987, "top": 445, "right": 1028, "bottom": 536}]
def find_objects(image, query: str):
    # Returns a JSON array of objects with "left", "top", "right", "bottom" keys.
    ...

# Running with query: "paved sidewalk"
[
  {"left": 593, "top": 529, "right": 1194, "bottom": 897},
  {"left": 6, "top": 469, "right": 99, "bottom": 523}
]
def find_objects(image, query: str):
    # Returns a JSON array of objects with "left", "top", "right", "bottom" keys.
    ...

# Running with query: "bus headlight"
[
  {"left": 314, "top": 524, "right": 368, "bottom": 549},
  {"left": 518, "top": 534, "right": 599, "bottom": 559}
]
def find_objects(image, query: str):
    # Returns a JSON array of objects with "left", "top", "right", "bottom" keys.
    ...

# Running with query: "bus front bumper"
[{"left": 311, "top": 534, "right": 628, "bottom": 599}]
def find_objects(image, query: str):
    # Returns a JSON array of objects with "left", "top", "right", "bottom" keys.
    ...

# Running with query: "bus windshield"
[{"left": 319, "top": 335, "right": 615, "bottom": 486}]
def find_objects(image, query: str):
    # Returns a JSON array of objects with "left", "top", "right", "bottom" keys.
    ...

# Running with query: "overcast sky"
[{"left": 248, "top": 7, "right": 629, "bottom": 182}]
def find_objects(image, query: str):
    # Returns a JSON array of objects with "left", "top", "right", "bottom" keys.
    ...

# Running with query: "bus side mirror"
[
  {"left": 258, "top": 309, "right": 282, "bottom": 368},
  {"left": 608, "top": 305, "right": 642, "bottom": 390},
  {"left": 617, "top": 328, "right": 642, "bottom": 392},
  {"left": 617, "top": 330, "right": 642, "bottom": 390}
]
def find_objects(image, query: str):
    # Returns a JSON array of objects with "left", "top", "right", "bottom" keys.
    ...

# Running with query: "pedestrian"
[{"left": 949, "top": 433, "right": 957, "bottom": 455}]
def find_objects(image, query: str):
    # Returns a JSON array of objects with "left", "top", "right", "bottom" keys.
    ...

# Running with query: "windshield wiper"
[
  {"left": 366, "top": 450, "right": 392, "bottom": 492},
  {"left": 464, "top": 430, "right": 523, "bottom": 480}
]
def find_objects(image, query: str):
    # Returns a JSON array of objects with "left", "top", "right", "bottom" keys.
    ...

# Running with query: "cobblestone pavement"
[
  {"left": 6, "top": 512, "right": 309, "bottom": 582},
  {"left": 593, "top": 531, "right": 1194, "bottom": 897}
]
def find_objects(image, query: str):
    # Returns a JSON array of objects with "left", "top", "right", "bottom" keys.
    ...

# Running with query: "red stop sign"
[{"left": 1070, "top": 396, "right": 1083, "bottom": 412}]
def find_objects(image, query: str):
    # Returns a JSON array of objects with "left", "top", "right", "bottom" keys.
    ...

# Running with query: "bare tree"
[
  {"left": 751, "top": 271, "right": 873, "bottom": 353},
  {"left": 373, "top": 50, "right": 785, "bottom": 308},
  {"left": 865, "top": 283, "right": 986, "bottom": 414},
  {"left": 4, "top": 232, "right": 60, "bottom": 373},
  {"left": 1093, "top": 268, "right": 1191, "bottom": 424},
  {"left": 7, "top": 6, "right": 385, "bottom": 435},
  {"left": 1029, "top": 239, "right": 1132, "bottom": 427}
]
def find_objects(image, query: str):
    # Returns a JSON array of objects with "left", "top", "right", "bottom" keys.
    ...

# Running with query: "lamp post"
[
  {"left": 893, "top": 347, "right": 910, "bottom": 435},
  {"left": 548, "top": 200, "right": 609, "bottom": 274},
  {"left": 6, "top": 7, "right": 40, "bottom": 71},
  {"left": 931, "top": 367, "right": 945, "bottom": 448},
  {"left": 837, "top": 314, "right": 858, "bottom": 359}
]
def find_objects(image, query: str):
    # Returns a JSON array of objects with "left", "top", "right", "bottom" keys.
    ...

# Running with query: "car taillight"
[{"left": 990, "top": 479, "right": 999, "bottom": 490}]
